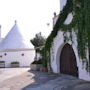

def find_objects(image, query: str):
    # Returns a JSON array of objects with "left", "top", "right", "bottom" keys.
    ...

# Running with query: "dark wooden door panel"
[{"left": 60, "top": 43, "right": 78, "bottom": 77}]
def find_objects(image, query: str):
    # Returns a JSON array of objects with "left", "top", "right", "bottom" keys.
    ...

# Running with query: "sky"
[{"left": 0, "top": 0, "right": 60, "bottom": 41}]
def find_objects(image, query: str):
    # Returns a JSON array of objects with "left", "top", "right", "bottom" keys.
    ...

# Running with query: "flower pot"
[
  {"left": 42, "top": 67, "right": 48, "bottom": 72},
  {"left": 30, "top": 64, "right": 42, "bottom": 71},
  {"left": 37, "top": 64, "right": 43, "bottom": 71},
  {"left": 30, "top": 64, "right": 37, "bottom": 70},
  {"left": 11, "top": 64, "right": 19, "bottom": 67},
  {"left": 0, "top": 61, "right": 5, "bottom": 68}
]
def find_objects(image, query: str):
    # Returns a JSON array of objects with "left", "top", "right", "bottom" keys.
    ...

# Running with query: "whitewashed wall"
[
  {"left": 50, "top": 30, "right": 90, "bottom": 81},
  {"left": 0, "top": 49, "right": 35, "bottom": 67},
  {"left": 36, "top": 53, "right": 42, "bottom": 61},
  {"left": 50, "top": 0, "right": 90, "bottom": 81},
  {"left": 60, "top": 0, "right": 67, "bottom": 11}
]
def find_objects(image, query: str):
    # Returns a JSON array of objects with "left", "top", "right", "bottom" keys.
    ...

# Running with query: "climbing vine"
[{"left": 44, "top": 0, "right": 90, "bottom": 72}]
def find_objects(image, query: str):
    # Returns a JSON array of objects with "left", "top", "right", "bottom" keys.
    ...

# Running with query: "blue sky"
[{"left": 0, "top": 0, "right": 60, "bottom": 40}]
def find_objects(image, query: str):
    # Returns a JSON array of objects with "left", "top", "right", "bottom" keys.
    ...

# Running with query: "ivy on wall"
[{"left": 44, "top": 0, "right": 90, "bottom": 72}]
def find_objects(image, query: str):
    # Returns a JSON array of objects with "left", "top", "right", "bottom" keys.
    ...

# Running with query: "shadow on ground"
[
  {"left": 21, "top": 70, "right": 59, "bottom": 90},
  {"left": 21, "top": 70, "right": 90, "bottom": 90}
]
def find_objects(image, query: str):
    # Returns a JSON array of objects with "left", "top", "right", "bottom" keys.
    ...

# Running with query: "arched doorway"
[{"left": 60, "top": 43, "right": 78, "bottom": 77}]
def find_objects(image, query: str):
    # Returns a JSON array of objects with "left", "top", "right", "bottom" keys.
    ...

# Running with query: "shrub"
[
  {"left": 11, "top": 61, "right": 19, "bottom": 64},
  {"left": 31, "top": 59, "right": 42, "bottom": 64}
]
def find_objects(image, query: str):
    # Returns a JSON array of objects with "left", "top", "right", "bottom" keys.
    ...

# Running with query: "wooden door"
[{"left": 60, "top": 43, "right": 78, "bottom": 77}]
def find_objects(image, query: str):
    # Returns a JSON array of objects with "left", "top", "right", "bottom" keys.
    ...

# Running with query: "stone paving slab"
[
  {"left": 21, "top": 73, "right": 90, "bottom": 90},
  {"left": 0, "top": 70, "right": 59, "bottom": 90},
  {"left": 0, "top": 68, "right": 90, "bottom": 90},
  {"left": 0, "top": 68, "right": 29, "bottom": 82}
]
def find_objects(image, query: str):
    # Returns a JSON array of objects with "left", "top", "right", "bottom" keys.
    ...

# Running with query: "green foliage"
[
  {"left": 45, "top": 0, "right": 90, "bottom": 71},
  {"left": 11, "top": 61, "right": 19, "bottom": 64},
  {"left": 30, "top": 32, "right": 46, "bottom": 49},
  {"left": 39, "top": 47, "right": 48, "bottom": 67},
  {"left": 31, "top": 59, "right": 42, "bottom": 64},
  {"left": 31, "top": 32, "right": 47, "bottom": 67}
]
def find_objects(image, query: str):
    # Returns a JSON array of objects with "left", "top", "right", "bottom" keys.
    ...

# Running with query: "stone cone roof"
[{"left": 0, "top": 23, "right": 34, "bottom": 49}]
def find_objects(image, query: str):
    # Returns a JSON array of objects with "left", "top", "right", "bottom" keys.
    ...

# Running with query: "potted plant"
[
  {"left": 0, "top": 61, "right": 5, "bottom": 68},
  {"left": 11, "top": 61, "right": 20, "bottom": 67},
  {"left": 30, "top": 59, "right": 43, "bottom": 71}
]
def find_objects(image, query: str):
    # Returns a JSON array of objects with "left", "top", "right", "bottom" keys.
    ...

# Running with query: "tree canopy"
[{"left": 30, "top": 32, "right": 46, "bottom": 49}]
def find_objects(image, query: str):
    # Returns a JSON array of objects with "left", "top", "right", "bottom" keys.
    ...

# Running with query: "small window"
[
  {"left": 4, "top": 53, "right": 7, "bottom": 56},
  {"left": 0, "top": 55, "right": 2, "bottom": 58},
  {"left": 21, "top": 53, "right": 24, "bottom": 56}
]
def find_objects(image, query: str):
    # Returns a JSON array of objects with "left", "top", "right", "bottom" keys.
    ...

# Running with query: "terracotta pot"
[
  {"left": 43, "top": 67, "right": 48, "bottom": 72},
  {"left": 11, "top": 64, "right": 19, "bottom": 67},
  {"left": 30, "top": 64, "right": 42, "bottom": 71}
]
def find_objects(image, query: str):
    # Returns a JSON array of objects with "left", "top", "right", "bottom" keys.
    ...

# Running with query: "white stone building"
[
  {"left": 50, "top": 0, "right": 90, "bottom": 81},
  {"left": 0, "top": 22, "right": 35, "bottom": 67}
]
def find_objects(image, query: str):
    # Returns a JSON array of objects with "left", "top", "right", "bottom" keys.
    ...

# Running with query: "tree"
[
  {"left": 30, "top": 32, "right": 46, "bottom": 49},
  {"left": 30, "top": 32, "right": 46, "bottom": 61}
]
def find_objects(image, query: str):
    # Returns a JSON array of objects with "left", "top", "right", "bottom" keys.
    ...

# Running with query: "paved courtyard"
[
  {"left": 0, "top": 68, "right": 29, "bottom": 82},
  {"left": 0, "top": 68, "right": 90, "bottom": 90}
]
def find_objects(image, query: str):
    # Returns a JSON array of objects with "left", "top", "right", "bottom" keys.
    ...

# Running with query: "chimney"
[
  {"left": 53, "top": 12, "right": 58, "bottom": 27},
  {"left": 15, "top": 20, "right": 17, "bottom": 24},
  {"left": 54, "top": 12, "right": 57, "bottom": 17}
]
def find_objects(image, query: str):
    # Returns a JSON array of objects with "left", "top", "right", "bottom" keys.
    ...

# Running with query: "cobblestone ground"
[{"left": 0, "top": 68, "right": 90, "bottom": 90}]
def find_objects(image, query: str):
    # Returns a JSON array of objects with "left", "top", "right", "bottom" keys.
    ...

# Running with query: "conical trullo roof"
[{"left": 0, "top": 23, "right": 34, "bottom": 49}]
